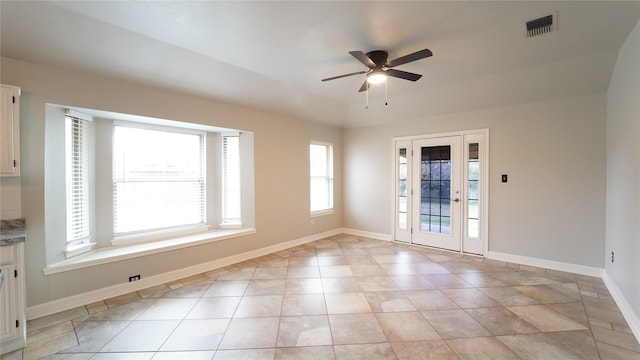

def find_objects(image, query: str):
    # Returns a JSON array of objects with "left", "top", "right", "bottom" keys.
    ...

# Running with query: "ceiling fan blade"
[
  {"left": 321, "top": 70, "right": 368, "bottom": 82},
  {"left": 386, "top": 69, "right": 422, "bottom": 81},
  {"left": 386, "top": 48, "right": 433, "bottom": 68},
  {"left": 349, "top": 51, "right": 376, "bottom": 69},
  {"left": 358, "top": 80, "right": 370, "bottom": 92}
]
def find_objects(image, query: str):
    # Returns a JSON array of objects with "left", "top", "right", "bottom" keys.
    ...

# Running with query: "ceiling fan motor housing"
[{"left": 366, "top": 50, "right": 389, "bottom": 68}]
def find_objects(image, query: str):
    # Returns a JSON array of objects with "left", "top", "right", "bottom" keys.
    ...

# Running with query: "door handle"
[{"left": 452, "top": 198, "right": 460, "bottom": 203}]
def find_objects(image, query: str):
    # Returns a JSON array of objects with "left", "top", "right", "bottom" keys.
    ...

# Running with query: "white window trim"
[
  {"left": 45, "top": 228, "right": 256, "bottom": 275},
  {"left": 310, "top": 141, "right": 334, "bottom": 214}
]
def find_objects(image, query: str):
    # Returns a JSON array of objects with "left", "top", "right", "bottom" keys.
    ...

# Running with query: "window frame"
[
  {"left": 64, "top": 111, "right": 92, "bottom": 249},
  {"left": 309, "top": 141, "right": 334, "bottom": 216},
  {"left": 111, "top": 121, "right": 207, "bottom": 240},
  {"left": 47, "top": 105, "right": 255, "bottom": 265}
]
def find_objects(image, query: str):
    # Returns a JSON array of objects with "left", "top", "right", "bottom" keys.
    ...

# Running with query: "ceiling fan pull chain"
[
  {"left": 385, "top": 80, "right": 388, "bottom": 106},
  {"left": 366, "top": 87, "right": 369, "bottom": 109}
]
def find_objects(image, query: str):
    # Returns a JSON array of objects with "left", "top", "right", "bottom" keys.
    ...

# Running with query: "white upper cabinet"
[{"left": 0, "top": 85, "right": 20, "bottom": 177}]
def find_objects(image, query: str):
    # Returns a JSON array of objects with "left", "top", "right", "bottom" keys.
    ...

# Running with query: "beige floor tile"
[
  {"left": 91, "top": 353, "right": 155, "bottom": 360},
  {"left": 21, "top": 236, "right": 640, "bottom": 360},
  {"left": 100, "top": 320, "right": 180, "bottom": 352},
  {"left": 446, "top": 337, "right": 520, "bottom": 360},
  {"left": 325, "top": 292, "right": 372, "bottom": 314},
  {"left": 365, "top": 291, "right": 416, "bottom": 313},
  {"left": 136, "top": 298, "right": 199, "bottom": 320},
  {"left": 328, "top": 314, "right": 388, "bottom": 344},
  {"left": 391, "top": 340, "right": 460, "bottom": 360},
  {"left": 62, "top": 320, "right": 129, "bottom": 352},
  {"left": 591, "top": 325, "right": 640, "bottom": 353},
  {"left": 596, "top": 341, "right": 640, "bottom": 360},
  {"left": 390, "top": 275, "right": 436, "bottom": 290},
  {"left": 251, "top": 267, "right": 287, "bottom": 279},
  {"left": 218, "top": 317, "right": 280, "bottom": 349},
  {"left": 465, "top": 307, "right": 539, "bottom": 336},
  {"left": 286, "top": 266, "right": 320, "bottom": 278},
  {"left": 214, "top": 348, "right": 275, "bottom": 359},
  {"left": 457, "top": 272, "right": 508, "bottom": 287},
  {"left": 152, "top": 351, "right": 216, "bottom": 360},
  {"left": 404, "top": 290, "right": 459, "bottom": 311},
  {"left": 506, "top": 305, "right": 588, "bottom": 332},
  {"left": 276, "top": 315, "right": 332, "bottom": 347},
  {"left": 161, "top": 281, "right": 213, "bottom": 298},
  {"left": 375, "top": 312, "right": 440, "bottom": 342},
  {"left": 422, "top": 274, "right": 472, "bottom": 289},
  {"left": 513, "top": 284, "right": 580, "bottom": 304},
  {"left": 160, "top": 318, "right": 230, "bottom": 351},
  {"left": 104, "top": 292, "right": 143, "bottom": 308},
  {"left": 86, "top": 299, "right": 156, "bottom": 321},
  {"left": 441, "top": 288, "right": 501, "bottom": 308},
  {"left": 334, "top": 343, "right": 396, "bottom": 360},
  {"left": 27, "top": 307, "right": 89, "bottom": 331},
  {"left": 204, "top": 280, "right": 249, "bottom": 297},
  {"left": 274, "top": 346, "right": 335, "bottom": 360},
  {"left": 234, "top": 295, "right": 282, "bottom": 318},
  {"left": 244, "top": 279, "right": 286, "bottom": 295},
  {"left": 22, "top": 331, "right": 79, "bottom": 360},
  {"left": 186, "top": 296, "right": 241, "bottom": 319},
  {"left": 358, "top": 276, "right": 400, "bottom": 292},
  {"left": 27, "top": 321, "right": 75, "bottom": 345},
  {"left": 349, "top": 264, "right": 388, "bottom": 277},
  {"left": 421, "top": 309, "right": 490, "bottom": 339},
  {"left": 321, "top": 277, "right": 361, "bottom": 293},
  {"left": 478, "top": 287, "right": 539, "bottom": 306},
  {"left": 542, "top": 330, "right": 600, "bottom": 360},
  {"left": 284, "top": 278, "right": 323, "bottom": 294},
  {"left": 281, "top": 293, "right": 327, "bottom": 316},
  {"left": 498, "top": 333, "right": 584, "bottom": 359}
]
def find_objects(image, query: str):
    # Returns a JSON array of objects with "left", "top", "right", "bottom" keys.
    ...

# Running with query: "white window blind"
[
  {"left": 65, "top": 114, "right": 90, "bottom": 245},
  {"left": 222, "top": 134, "right": 241, "bottom": 225},
  {"left": 310, "top": 143, "right": 333, "bottom": 212},
  {"left": 113, "top": 124, "right": 205, "bottom": 236}
]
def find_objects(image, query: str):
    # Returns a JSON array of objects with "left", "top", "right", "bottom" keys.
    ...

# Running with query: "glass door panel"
[
  {"left": 412, "top": 137, "right": 461, "bottom": 251},
  {"left": 395, "top": 141, "right": 411, "bottom": 243}
]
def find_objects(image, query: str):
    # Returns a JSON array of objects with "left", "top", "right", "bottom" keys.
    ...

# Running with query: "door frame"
[{"left": 391, "top": 129, "right": 489, "bottom": 256}]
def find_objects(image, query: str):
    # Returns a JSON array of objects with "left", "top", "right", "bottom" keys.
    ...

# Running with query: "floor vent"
[{"left": 525, "top": 13, "right": 556, "bottom": 37}]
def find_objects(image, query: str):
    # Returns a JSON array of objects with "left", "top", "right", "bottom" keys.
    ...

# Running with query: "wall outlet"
[
  {"left": 611, "top": 251, "right": 614, "bottom": 263},
  {"left": 129, "top": 275, "right": 141, "bottom": 282}
]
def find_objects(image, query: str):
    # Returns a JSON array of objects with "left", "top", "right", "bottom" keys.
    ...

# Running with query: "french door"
[{"left": 394, "top": 131, "right": 487, "bottom": 255}]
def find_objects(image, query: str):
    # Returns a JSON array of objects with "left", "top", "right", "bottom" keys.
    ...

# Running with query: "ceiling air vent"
[{"left": 525, "top": 13, "right": 556, "bottom": 37}]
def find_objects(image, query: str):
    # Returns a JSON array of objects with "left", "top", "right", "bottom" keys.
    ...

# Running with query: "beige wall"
[
  {"left": 1, "top": 57, "right": 343, "bottom": 307},
  {"left": 606, "top": 19, "right": 640, "bottom": 330},
  {"left": 343, "top": 93, "right": 607, "bottom": 268}
]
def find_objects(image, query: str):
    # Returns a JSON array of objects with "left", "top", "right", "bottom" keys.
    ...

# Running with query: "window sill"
[
  {"left": 44, "top": 228, "right": 256, "bottom": 275},
  {"left": 310, "top": 209, "right": 335, "bottom": 218}
]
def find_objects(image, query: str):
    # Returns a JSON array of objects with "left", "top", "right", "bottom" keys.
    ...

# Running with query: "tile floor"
[{"left": 2, "top": 234, "right": 640, "bottom": 359}]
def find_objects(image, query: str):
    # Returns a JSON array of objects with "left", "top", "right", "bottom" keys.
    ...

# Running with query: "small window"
[
  {"left": 221, "top": 133, "right": 241, "bottom": 226},
  {"left": 112, "top": 124, "right": 205, "bottom": 236},
  {"left": 310, "top": 142, "right": 333, "bottom": 213},
  {"left": 65, "top": 114, "right": 91, "bottom": 246}
]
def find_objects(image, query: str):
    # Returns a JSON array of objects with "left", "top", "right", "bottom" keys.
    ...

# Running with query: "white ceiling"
[{"left": 2, "top": 1, "right": 640, "bottom": 127}]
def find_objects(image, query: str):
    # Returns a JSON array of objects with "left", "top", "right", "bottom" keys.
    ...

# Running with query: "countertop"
[{"left": 1, "top": 218, "right": 26, "bottom": 246}]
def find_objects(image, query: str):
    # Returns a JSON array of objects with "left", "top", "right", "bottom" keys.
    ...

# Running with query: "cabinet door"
[
  {"left": 0, "top": 264, "right": 19, "bottom": 344},
  {"left": 0, "top": 85, "right": 20, "bottom": 176}
]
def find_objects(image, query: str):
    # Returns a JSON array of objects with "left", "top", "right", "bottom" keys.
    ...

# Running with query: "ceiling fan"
[{"left": 321, "top": 48, "right": 433, "bottom": 92}]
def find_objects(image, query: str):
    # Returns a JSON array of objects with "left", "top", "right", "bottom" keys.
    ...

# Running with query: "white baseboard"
[
  {"left": 602, "top": 271, "right": 640, "bottom": 343},
  {"left": 26, "top": 228, "right": 342, "bottom": 320},
  {"left": 340, "top": 228, "right": 391, "bottom": 241},
  {"left": 487, "top": 251, "right": 604, "bottom": 278}
]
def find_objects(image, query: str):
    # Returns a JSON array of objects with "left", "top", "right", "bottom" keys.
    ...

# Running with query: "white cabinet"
[
  {"left": 0, "top": 242, "right": 26, "bottom": 354},
  {"left": 1, "top": 85, "right": 20, "bottom": 177}
]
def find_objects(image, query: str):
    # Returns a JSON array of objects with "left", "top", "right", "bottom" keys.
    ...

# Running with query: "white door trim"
[{"left": 391, "top": 129, "right": 489, "bottom": 256}]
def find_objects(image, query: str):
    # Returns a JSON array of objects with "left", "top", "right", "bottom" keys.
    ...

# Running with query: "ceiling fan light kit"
[{"left": 322, "top": 48, "right": 433, "bottom": 107}]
